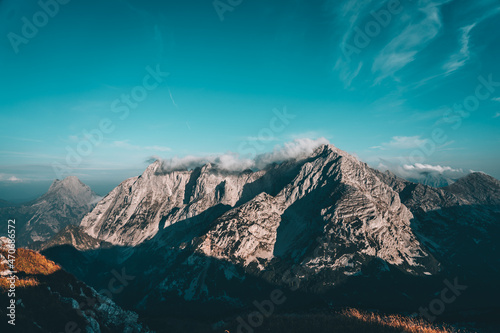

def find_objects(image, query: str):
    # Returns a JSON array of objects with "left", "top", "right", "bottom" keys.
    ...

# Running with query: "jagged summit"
[
  {"left": 42, "top": 176, "right": 101, "bottom": 207},
  {"left": 143, "top": 143, "right": 343, "bottom": 176},
  {"left": 81, "top": 143, "right": 437, "bottom": 277},
  {"left": 312, "top": 143, "right": 340, "bottom": 156},
  {"left": 48, "top": 175, "right": 85, "bottom": 191}
]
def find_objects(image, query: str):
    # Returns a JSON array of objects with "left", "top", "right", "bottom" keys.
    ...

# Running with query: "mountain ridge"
[{"left": 39, "top": 144, "right": 500, "bottom": 331}]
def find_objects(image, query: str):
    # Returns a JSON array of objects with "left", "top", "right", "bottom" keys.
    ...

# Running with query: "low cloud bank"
[{"left": 378, "top": 161, "right": 472, "bottom": 187}]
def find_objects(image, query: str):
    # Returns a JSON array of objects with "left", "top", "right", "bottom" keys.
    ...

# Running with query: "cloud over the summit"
[{"left": 151, "top": 138, "right": 330, "bottom": 173}]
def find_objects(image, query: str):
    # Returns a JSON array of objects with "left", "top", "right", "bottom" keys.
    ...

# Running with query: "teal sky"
[{"left": 0, "top": 0, "right": 499, "bottom": 201}]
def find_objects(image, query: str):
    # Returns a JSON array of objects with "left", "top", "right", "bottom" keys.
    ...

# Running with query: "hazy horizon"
[{"left": 0, "top": 138, "right": 495, "bottom": 203}]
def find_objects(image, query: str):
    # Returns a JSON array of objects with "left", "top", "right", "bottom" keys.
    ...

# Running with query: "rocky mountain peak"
[
  {"left": 1, "top": 176, "right": 102, "bottom": 247},
  {"left": 44, "top": 176, "right": 100, "bottom": 207},
  {"left": 49, "top": 175, "right": 85, "bottom": 192},
  {"left": 80, "top": 144, "right": 438, "bottom": 277},
  {"left": 312, "top": 143, "right": 339, "bottom": 156},
  {"left": 146, "top": 159, "right": 162, "bottom": 172}
]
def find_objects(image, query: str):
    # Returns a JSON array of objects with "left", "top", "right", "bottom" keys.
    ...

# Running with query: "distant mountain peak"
[
  {"left": 444, "top": 171, "right": 500, "bottom": 205},
  {"left": 48, "top": 175, "right": 86, "bottom": 192},
  {"left": 0, "top": 176, "right": 102, "bottom": 247},
  {"left": 455, "top": 171, "right": 499, "bottom": 184},
  {"left": 45, "top": 176, "right": 101, "bottom": 204}
]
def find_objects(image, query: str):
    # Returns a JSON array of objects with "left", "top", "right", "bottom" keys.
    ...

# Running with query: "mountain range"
[
  {"left": 1, "top": 143, "right": 499, "bottom": 332},
  {"left": 32, "top": 144, "right": 500, "bottom": 332}
]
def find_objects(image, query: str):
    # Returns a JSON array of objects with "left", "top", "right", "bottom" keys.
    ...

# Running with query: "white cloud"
[
  {"left": 371, "top": 1, "right": 449, "bottom": 83},
  {"left": 0, "top": 174, "right": 23, "bottom": 182},
  {"left": 377, "top": 161, "right": 472, "bottom": 187},
  {"left": 144, "top": 145, "right": 172, "bottom": 152},
  {"left": 154, "top": 138, "right": 330, "bottom": 173},
  {"left": 155, "top": 153, "right": 254, "bottom": 173},
  {"left": 381, "top": 136, "right": 427, "bottom": 149},
  {"left": 244, "top": 136, "right": 278, "bottom": 142},
  {"left": 333, "top": 0, "right": 377, "bottom": 87},
  {"left": 168, "top": 87, "right": 178, "bottom": 108},
  {"left": 489, "top": 98, "right": 500, "bottom": 118},
  {"left": 443, "top": 23, "right": 475, "bottom": 75},
  {"left": 254, "top": 138, "right": 330, "bottom": 169},
  {"left": 403, "top": 163, "right": 460, "bottom": 173},
  {"left": 443, "top": 5, "right": 500, "bottom": 75},
  {"left": 113, "top": 140, "right": 171, "bottom": 152}
]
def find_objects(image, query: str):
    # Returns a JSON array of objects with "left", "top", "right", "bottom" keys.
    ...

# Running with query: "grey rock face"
[{"left": 76, "top": 145, "right": 441, "bottom": 296}]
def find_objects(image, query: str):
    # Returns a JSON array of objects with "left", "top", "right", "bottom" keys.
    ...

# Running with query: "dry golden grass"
[
  {"left": 0, "top": 248, "right": 60, "bottom": 290},
  {"left": 341, "top": 308, "right": 459, "bottom": 333},
  {"left": 10, "top": 248, "right": 60, "bottom": 275},
  {"left": 220, "top": 307, "right": 467, "bottom": 333},
  {"left": 0, "top": 277, "right": 40, "bottom": 289}
]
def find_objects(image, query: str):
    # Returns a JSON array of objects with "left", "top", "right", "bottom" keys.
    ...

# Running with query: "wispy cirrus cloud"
[
  {"left": 375, "top": 136, "right": 428, "bottom": 150},
  {"left": 167, "top": 87, "right": 178, "bottom": 108},
  {"left": 112, "top": 140, "right": 171, "bottom": 152},
  {"left": 332, "top": 0, "right": 453, "bottom": 87},
  {"left": 371, "top": 1, "right": 450, "bottom": 84},
  {"left": 333, "top": 0, "right": 378, "bottom": 87},
  {"left": 442, "top": 23, "right": 476, "bottom": 75},
  {"left": 442, "top": 5, "right": 500, "bottom": 76},
  {"left": 492, "top": 98, "right": 500, "bottom": 117},
  {"left": 1, "top": 136, "right": 43, "bottom": 143}
]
